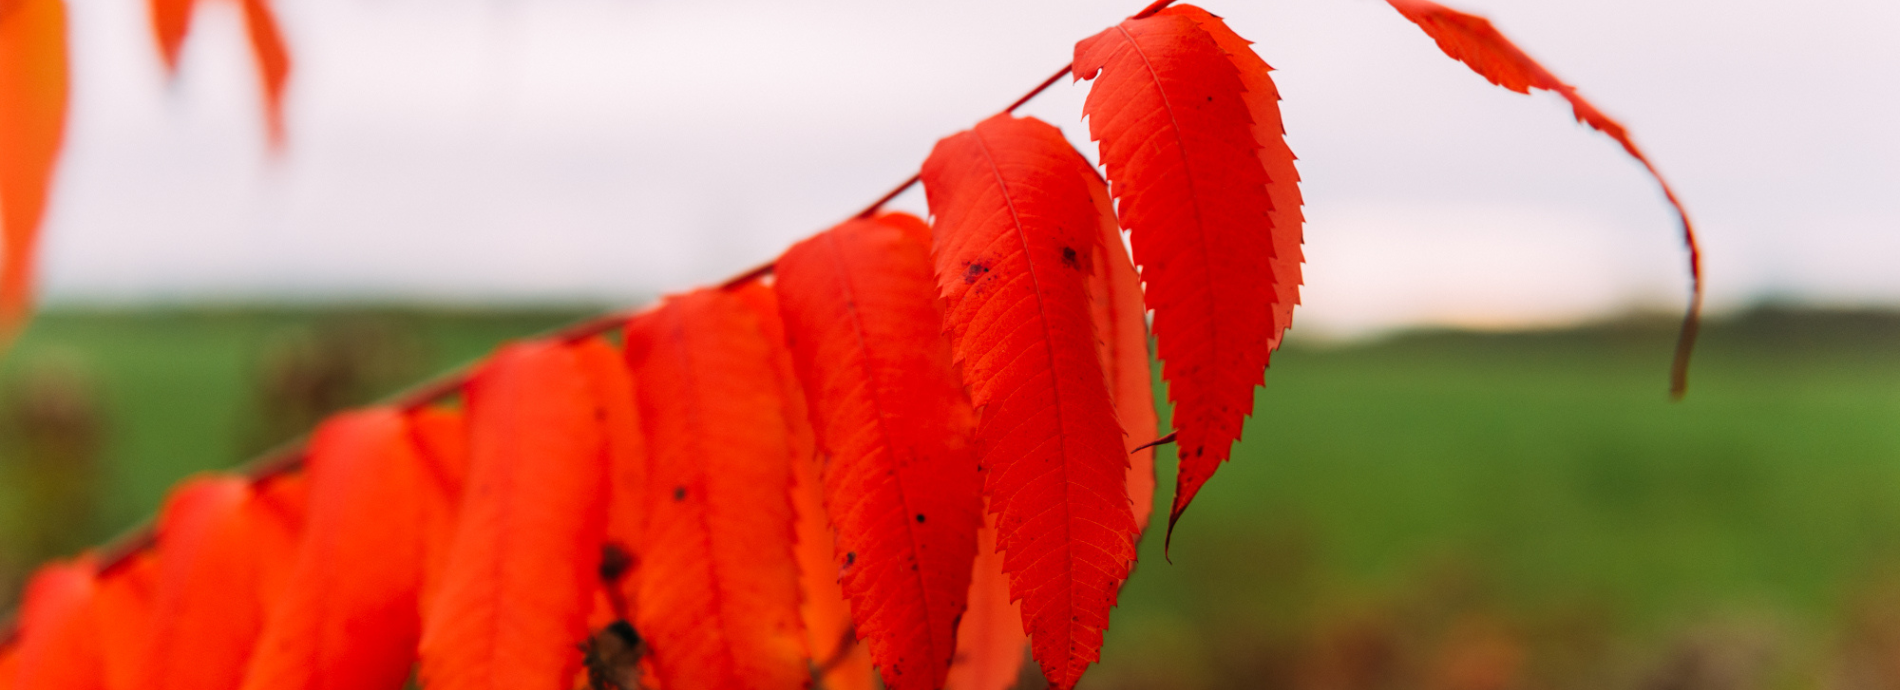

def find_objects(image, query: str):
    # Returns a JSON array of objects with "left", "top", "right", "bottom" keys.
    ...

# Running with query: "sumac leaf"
[
  {"left": 571, "top": 337, "right": 648, "bottom": 621},
  {"left": 1383, "top": 0, "right": 1701, "bottom": 395},
  {"left": 1074, "top": 5, "right": 1301, "bottom": 543},
  {"left": 921, "top": 112, "right": 1137, "bottom": 690},
  {"left": 1080, "top": 167, "right": 1160, "bottom": 534},
  {"left": 943, "top": 513, "right": 1027, "bottom": 690},
  {"left": 732, "top": 282, "right": 878, "bottom": 690},
  {"left": 623, "top": 288, "right": 808, "bottom": 690},
  {"left": 144, "top": 475, "right": 303, "bottom": 690},
  {"left": 241, "top": 409, "right": 443, "bottom": 690},
  {"left": 92, "top": 553, "right": 158, "bottom": 690},
  {"left": 417, "top": 342, "right": 609, "bottom": 690},
  {"left": 774, "top": 213, "right": 982, "bottom": 690},
  {"left": 0, "top": 0, "right": 68, "bottom": 335},
  {"left": 406, "top": 405, "right": 468, "bottom": 614},
  {"left": 11, "top": 557, "right": 104, "bottom": 690}
]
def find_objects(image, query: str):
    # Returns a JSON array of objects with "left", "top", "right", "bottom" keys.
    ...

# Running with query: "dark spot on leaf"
[
  {"left": 845, "top": 551, "right": 856, "bottom": 566},
  {"left": 963, "top": 261, "right": 990, "bottom": 284},
  {"left": 599, "top": 542, "right": 633, "bottom": 583},
  {"left": 915, "top": 513, "right": 927, "bottom": 523},
  {"left": 605, "top": 620, "right": 640, "bottom": 646},
  {"left": 1061, "top": 246, "right": 1079, "bottom": 269},
  {"left": 672, "top": 486, "right": 687, "bottom": 501}
]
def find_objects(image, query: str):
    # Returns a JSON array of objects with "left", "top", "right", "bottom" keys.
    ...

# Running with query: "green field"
[{"left": 3, "top": 305, "right": 1897, "bottom": 688}]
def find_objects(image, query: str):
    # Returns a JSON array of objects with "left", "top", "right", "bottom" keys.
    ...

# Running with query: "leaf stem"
[{"left": 0, "top": 0, "right": 1186, "bottom": 650}]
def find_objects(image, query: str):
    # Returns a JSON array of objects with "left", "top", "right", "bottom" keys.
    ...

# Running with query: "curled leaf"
[{"left": 1383, "top": 0, "right": 1701, "bottom": 395}]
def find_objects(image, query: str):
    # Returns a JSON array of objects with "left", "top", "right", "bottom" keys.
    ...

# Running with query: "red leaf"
[
  {"left": 238, "top": 0, "right": 289, "bottom": 148},
  {"left": 1383, "top": 0, "right": 1702, "bottom": 395},
  {"left": 11, "top": 557, "right": 104, "bottom": 690},
  {"left": 92, "top": 553, "right": 159, "bottom": 690},
  {"left": 920, "top": 113, "right": 1136, "bottom": 690},
  {"left": 147, "top": 0, "right": 191, "bottom": 70},
  {"left": 405, "top": 405, "right": 469, "bottom": 614},
  {"left": 1080, "top": 169, "right": 1160, "bottom": 535},
  {"left": 144, "top": 475, "right": 303, "bottom": 690},
  {"left": 943, "top": 513, "right": 1027, "bottom": 690},
  {"left": 0, "top": 0, "right": 68, "bottom": 336},
  {"left": 417, "top": 342, "right": 610, "bottom": 690},
  {"left": 774, "top": 213, "right": 982, "bottom": 690},
  {"left": 729, "top": 281, "right": 879, "bottom": 690},
  {"left": 1074, "top": 5, "right": 1301, "bottom": 543},
  {"left": 144, "top": 0, "right": 289, "bottom": 148},
  {"left": 623, "top": 288, "right": 809, "bottom": 690},
  {"left": 570, "top": 336, "right": 648, "bottom": 622},
  {"left": 241, "top": 408, "right": 443, "bottom": 690}
]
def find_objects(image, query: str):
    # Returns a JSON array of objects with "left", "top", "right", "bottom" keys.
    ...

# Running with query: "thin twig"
[{"left": 0, "top": 0, "right": 1188, "bottom": 650}]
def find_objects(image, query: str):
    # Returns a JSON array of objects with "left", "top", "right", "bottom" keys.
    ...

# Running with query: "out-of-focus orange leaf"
[
  {"left": 92, "top": 552, "right": 159, "bottom": 690},
  {"left": 921, "top": 112, "right": 1137, "bottom": 690},
  {"left": 237, "top": 0, "right": 288, "bottom": 147},
  {"left": 570, "top": 336, "right": 647, "bottom": 620},
  {"left": 145, "top": 0, "right": 291, "bottom": 148},
  {"left": 0, "top": 0, "right": 68, "bottom": 339},
  {"left": 406, "top": 405, "right": 468, "bottom": 613},
  {"left": 623, "top": 288, "right": 808, "bottom": 690},
  {"left": 11, "top": 557, "right": 104, "bottom": 690},
  {"left": 417, "top": 342, "right": 609, "bottom": 690},
  {"left": 241, "top": 409, "right": 443, "bottom": 690},
  {"left": 143, "top": 475, "right": 303, "bottom": 690}
]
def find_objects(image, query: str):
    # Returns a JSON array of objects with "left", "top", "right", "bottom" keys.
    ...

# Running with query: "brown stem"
[{"left": 0, "top": 0, "right": 1188, "bottom": 650}]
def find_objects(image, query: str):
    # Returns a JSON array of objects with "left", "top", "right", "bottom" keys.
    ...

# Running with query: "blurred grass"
[
  {"left": 1096, "top": 308, "right": 1900, "bottom": 688},
  {"left": 0, "top": 305, "right": 593, "bottom": 548},
  {"left": 2, "top": 304, "right": 1898, "bottom": 687}
]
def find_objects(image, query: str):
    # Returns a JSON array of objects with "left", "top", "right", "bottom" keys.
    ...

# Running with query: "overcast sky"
[{"left": 32, "top": 0, "right": 1900, "bottom": 335}]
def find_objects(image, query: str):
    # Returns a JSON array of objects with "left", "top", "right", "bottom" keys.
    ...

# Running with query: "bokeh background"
[{"left": 4, "top": 0, "right": 1898, "bottom": 687}]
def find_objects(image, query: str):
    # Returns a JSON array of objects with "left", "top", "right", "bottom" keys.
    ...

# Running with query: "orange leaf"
[
  {"left": 417, "top": 342, "right": 609, "bottom": 690},
  {"left": 622, "top": 288, "right": 808, "bottom": 690},
  {"left": 0, "top": 643, "right": 15, "bottom": 690},
  {"left": 774, "top": 213, "right": 982, "bottom": 690},
  {"left": 1383, "top": 0, "right": 1701, "bottom": 395},
  {"left": 920, "top": 113, "right": 1136, "bottom": 690},
  {"left": 238, "top": 0, "right": 289, "bottom": 148},
  {"left": 144, "top": 475, "right": 303, "bottom": 690},
  {"left": 729, "top": 281, "right": 877, "bottom": 690},
  {"left": 943, "top": 512, "right": 1027, "bottom": 690},
  {"left": 145, "top": 0, "right": 290, "bottom": 148},
  {"left": 406, "top": 405, "right": 469, "bottom": 614},
  {"left": 0, "top": 0, "right": 68, "bottom": 337},
  {"left": 146, "top": 0, "right": 192, "bottom": 71},
  {"left": 241, "top": 408, "right": 444, "bottom": 690},
  {"left": 1074, "top": 5, "right": 1301, "bottom": 544},
  {"left": 92, "top": 553, "right": 159, "bottom": 690},
  {"left": 12, "top": 557, "right": 104, "bottom": 690},
  {"left": 1080, "top": 169, "right": 1159, "bottom": 535},
  {"left": 570, "top": 336, "right": 648, "bottom": 621}
]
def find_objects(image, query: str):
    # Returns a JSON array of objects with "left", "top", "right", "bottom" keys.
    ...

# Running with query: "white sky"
[{"left": 31, "top": 0, "right": 1900, "bottom": 335}]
